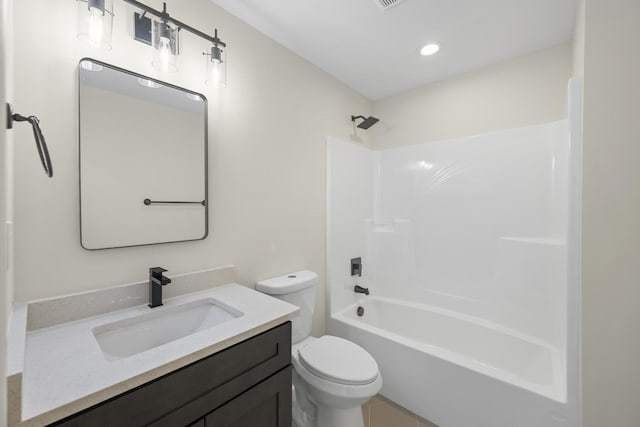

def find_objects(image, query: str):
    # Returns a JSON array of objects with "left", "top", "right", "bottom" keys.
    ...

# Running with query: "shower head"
[{"left": 351, "top": 115, "right": 380, "bottom": 130}]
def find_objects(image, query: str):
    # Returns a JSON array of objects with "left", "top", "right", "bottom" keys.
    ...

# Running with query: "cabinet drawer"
[
  {"left": 51, "top": 322, "right": 291, "bottom": 427},
  {"left": 204, "top": 367, "right": 291, "bottom": 427}
]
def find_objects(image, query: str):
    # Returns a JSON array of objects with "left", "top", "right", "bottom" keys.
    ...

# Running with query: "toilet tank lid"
[{"left": 256, "top": 270, "right": 318, "bottom": 295}]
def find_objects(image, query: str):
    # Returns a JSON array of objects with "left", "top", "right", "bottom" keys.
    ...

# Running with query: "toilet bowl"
[
  {"left": 292, "top": 336, "right": 383, "bottom": 427},
  {"left": 257, "top": 271, "right": 382, "bottom": 427}
]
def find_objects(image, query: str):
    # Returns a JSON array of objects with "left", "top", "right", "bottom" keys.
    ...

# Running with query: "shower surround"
[{"left": 326, "top": 106, "right": 580, "bottom": 426}]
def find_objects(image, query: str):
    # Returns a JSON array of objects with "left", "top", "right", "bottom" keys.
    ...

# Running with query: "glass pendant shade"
[
  {"left": 152, "top": 20, "right": 179, "bottom": 72},
  {"left": 76, "top": 0, "right": 113, "bottom": 50},
  {"left": 205, "top": 43, "right": 227, "bottom": 88}
]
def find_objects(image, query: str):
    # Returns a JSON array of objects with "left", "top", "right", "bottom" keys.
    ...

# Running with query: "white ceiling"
[{"left": 210, "top": 0, "right": 578, "bottom": 100}]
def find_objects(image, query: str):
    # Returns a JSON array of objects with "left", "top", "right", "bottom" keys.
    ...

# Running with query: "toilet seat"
[{"left": 298, "top": 335, "right": 378, "bottom": 385}]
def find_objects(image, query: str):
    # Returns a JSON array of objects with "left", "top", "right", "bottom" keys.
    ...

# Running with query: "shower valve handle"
[{"left": 351, "top": 257, "right": 362, "bottom": 277}]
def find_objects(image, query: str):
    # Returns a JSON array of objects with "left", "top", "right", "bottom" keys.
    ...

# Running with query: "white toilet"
[{"left": 257, "top": 270, "right": 382, "bottom": 427}]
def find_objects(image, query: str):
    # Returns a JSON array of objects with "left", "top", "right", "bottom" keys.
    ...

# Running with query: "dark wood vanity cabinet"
[{"left": 51, "top": 322, "right": 292, "bottom": 427}]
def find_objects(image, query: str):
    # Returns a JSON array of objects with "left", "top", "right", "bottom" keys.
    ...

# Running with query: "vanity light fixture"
[
  {"left": 76, "top": 0, "right": 114, "bottom": 50},
  {"left": 128, "top": 0, "right": 227, "bottom": 84},
  {"left": 76, "top": 0, "right": 228, "bottom": 87}
]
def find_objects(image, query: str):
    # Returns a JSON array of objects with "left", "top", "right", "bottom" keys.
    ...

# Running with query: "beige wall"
[
  {"left": 581, "top": 0, "right": 640, "bottom": 425},
  {"left": 573, "top": 0, "right": 585, "bottom": 77},
  {"left": 12, "top": 0, "right": 372, "bottom": 337},
  {"left": 0, "top": 0, "right": 6, "bottom": 422},
  {"left": 373, "top": 43, "right": 572, "bottom": 149},
  {"left": 0, "top": 0, "right": 11, "bottom": 423}
]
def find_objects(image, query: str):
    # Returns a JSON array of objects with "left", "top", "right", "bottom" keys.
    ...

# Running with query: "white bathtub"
[{"left": 329, "top": 297, "right": 572, "bottom": 427}]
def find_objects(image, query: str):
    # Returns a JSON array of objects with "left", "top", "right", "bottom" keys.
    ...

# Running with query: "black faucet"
[
  {"left": 149, "top": 267, "right": 172, "bottom": 308},
  {"left": 354, "top": 285, "right": 369, "bottom": 295}
]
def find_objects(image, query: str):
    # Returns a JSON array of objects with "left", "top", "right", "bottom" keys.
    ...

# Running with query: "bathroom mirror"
[{"left": 78, "top": 58, "right": 208, "bottom": 250}]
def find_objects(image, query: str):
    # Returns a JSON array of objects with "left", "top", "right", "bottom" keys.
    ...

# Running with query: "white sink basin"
[{"left": 92, "top": 298, "right": 243, "bottom": 361}]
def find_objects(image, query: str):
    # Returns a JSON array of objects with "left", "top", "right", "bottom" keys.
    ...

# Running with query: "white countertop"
[{"left": 19, "top": 283, "right": 298, "bottom": 426}]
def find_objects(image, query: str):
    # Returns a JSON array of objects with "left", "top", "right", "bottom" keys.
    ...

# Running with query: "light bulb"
[
  {"left": 210, "top": 64, "right": 221, "bottom": 85},
  {"left": 88, "top": 11, "right": 104, "bottom": 47},
  {"left": 158, "top": 37, "right": 171, "bottom": 72},
  {"left": 209, "top": 61, "right": 223, "bottom": 87},
  {"left": 77, "top": 0, "right": 112, "bottom": 50},
  {"left": 152, "top": 21, "right": 178, "bottom": 72}
]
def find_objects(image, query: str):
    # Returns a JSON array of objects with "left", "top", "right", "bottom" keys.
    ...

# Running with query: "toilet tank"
[{"left": 256, "top": 270, "right": 318, "bottom": 343}]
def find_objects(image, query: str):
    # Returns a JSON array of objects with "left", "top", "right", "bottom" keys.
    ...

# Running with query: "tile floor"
[{"left": 362, "top": 394, "right": 438, "bottom": 427}]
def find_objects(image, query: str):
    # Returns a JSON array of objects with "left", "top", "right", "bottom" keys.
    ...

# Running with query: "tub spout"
[{"left": 354, "top": 285, "right": 369, "bottom": 295}]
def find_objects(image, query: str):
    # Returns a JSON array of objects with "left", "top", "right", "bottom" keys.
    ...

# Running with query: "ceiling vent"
[{"left": 373, "top": 0, "right": 407, "bottom": 10}]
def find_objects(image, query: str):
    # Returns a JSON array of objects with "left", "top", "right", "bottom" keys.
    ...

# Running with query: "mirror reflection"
[{"left": 79, "top": 59, "right": 208, "bottom": 250}]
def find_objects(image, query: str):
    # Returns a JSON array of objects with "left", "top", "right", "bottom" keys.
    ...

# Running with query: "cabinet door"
[{"left": 205, "top": 367, "right": 291, "bottom": 427}]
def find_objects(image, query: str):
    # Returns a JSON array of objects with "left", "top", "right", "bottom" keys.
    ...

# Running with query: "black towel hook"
[{"left": 6, "top": 103, "right": 53, "bottom": 178}]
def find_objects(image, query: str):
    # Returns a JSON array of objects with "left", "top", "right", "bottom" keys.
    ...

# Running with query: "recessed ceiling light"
[{"left": 420, "top": 43, "right": 440, "bottom": 56}]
